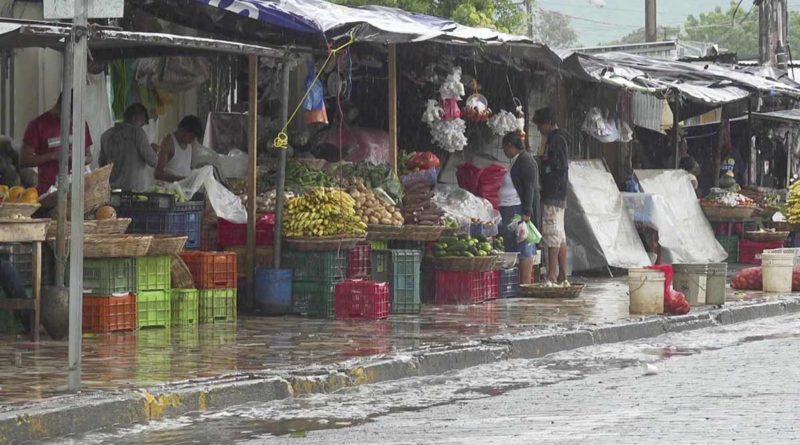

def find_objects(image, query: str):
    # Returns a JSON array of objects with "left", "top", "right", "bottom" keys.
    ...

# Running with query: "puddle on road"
[{"left": 57, "top": 313, "right": 800, "bottom": 445}]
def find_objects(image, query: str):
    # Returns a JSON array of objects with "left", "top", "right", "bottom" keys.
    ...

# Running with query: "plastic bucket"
[
  {"left": 254, "top": 268, "right": 293, "bottom": 315},
  {"left": 673, "top": 264, "right": 709, "bottom": 305},
  {"left": 761, "top": 253, "right": 794, "bottom": 293},
  {"left": 628, "top": 268, "right": 665, "bottom": 314},
  {"left": 705, "top": 263, "right": 728, "bottom": 306}
]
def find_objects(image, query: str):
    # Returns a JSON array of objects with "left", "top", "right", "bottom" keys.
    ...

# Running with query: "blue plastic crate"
[
  {"left": 498, "top": 268, "right": 519, "bottom": 298},
  {"left": 118, "top": 209, "right": 201, "bottom": 249}
]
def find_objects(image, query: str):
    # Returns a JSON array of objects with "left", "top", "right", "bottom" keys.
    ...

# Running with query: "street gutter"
[{"left": 2, "top": 297, "right": 800, "bottom": 443}]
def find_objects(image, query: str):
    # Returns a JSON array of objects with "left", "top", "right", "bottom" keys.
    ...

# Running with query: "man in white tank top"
[{"left": 155, "top": 115, "right": 203, "bottom": 182}]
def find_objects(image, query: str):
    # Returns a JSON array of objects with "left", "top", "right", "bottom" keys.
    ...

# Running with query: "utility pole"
[
  {"left": 759, "top": 0, "right": 789, "bottom": 69},
  {"left": 645, "top": 0, "right": 657, "bottom": 43},
  {"left": 526, "top": 0, "right": 534, "bottom": 40}
]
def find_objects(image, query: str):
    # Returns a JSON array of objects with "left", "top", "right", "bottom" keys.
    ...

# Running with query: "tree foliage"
[
  {"left": 330, "top": 0, "right": 527, "bottom": 34},
  {"left": 534, "top": 10, "right": 578, "bottom": 48}
]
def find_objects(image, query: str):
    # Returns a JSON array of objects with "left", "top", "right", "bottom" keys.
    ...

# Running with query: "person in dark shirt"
[
  {"left": 501, "top": 132, "right": 540, "bottom": 285},
  {"left": 533, "top": 107, "right": 569, "bottom": 286}
]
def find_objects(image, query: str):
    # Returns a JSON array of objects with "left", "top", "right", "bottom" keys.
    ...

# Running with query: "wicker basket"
[
  {"left": 284, "top": 235, "right": 365, "bottom": 252},
  {"left": 702, "top": 205, "right": 756, "bottom": 221},
  {"left": 433, "top": 255, "right": 502, "bottom": 272},
  {"left": 38, "top": 164, "right": 112, "bottom": 216},
  {"left": 519, "top": 283, "right": 586, "bottom": 299},
  {"left": 49, "top": 234, "right": 152, "bottom": 258},
  {"left": 0, "top": 203, "right": 40, "bottom": 219},
  {"left": 366, "top": 224, "right": 403, "bottom": 241},
  {"left": 770, "top": 221, "right": 791, "bottom": 232},
  {"left": 744, "top": 231, "right": 790, "bottom": 242},
  {"left": 395, "top": 225, "right": 445, "bottom": 241},
  {"left": 170, "top": 254, "right": 195, "bottom": 289},
  {"left": 46, "top": 218, "right": 132, "bottom": 238},
  {"left": 146, "top": 235, "right": 188, "bottom": 256}
]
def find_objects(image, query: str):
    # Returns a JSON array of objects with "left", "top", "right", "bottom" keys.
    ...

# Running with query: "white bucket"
[
  {"left": 705, "top": 263, "right": 728, "bottom": 306},
  {"left": 628, "top": 268, "right": 665, "bottom": 314},
  {"left": 673, "top": 264, "right": 709, "bottom": 305},
  {"left": 762, "top": 252, "right": 794, "bottom": 293}
]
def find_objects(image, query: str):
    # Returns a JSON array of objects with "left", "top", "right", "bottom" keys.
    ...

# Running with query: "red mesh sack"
[
  {"left": 456, "top": 163, "right": 482, "bottom": 195},
  {"left": 477, "top": 164, "right": 507, "bottom": 210}
]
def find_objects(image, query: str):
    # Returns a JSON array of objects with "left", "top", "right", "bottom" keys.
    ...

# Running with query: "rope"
[{"left": 273, "top": 34, "right": 356, "bottom": 150}]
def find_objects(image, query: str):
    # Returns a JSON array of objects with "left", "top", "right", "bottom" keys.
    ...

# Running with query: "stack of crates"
[
  {"left": 498, "top": 268, "right": 520, "bottom": 299},
  {"left": 180, "top": 252, "right": 237, "bottom": 323},
  {"left": 136, "top": 256, "right": 172, "bottom": 328},
  {"left": 113, "top": 192, "right": 204, "bottom": 249},
  {"left": 370, "top": 249, "right": 422, "bottom": 314},
  {"left": 0, "top": 243, "right": 33, "bottom": 286},
  {"left": 82, "top": 258, "right": 138, "bottom": 333},
  {"left": 283, "top": 250, "right": 346, "bottom": 318}
]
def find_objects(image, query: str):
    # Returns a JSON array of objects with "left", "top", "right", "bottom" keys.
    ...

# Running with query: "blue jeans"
[{"left": 499, "top": 205, "right": 535, "bottom": 259}]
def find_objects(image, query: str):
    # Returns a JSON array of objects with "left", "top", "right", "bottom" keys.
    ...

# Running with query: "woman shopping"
[{"left": 500, "top": 132, "right": 540, "bottom": 285}]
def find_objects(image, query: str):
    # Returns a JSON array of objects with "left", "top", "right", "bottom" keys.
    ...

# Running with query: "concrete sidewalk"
[{"left": 0, "top": 276, "right": 798, "bottom": 443}]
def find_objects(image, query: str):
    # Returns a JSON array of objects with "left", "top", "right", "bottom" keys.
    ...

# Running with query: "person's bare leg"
[
  {"left": 547, "top": 246, "right": 559, "bottom": 283},
  {"left": 519, "top": 258, "right": 533, "bottom": 285},
  {"left": 557, "top": 242, "right": 568, "bottom": 283}
]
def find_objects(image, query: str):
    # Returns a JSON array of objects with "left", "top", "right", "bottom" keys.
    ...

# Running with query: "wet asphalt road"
[{"left": 59, "top": 313, "right": 800, "bottom": 445}]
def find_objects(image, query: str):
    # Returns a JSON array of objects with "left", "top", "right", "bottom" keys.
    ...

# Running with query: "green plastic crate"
[
  {"left": 370, "top": 249, "right": 422, "bottom": 314},
  {"left": 136, "top": 256, "right": 172, "bottom": 292},
  {"left": 716, "top": 235, "right": 739, "bottom": 264},
  {"left": 282, "top": 250, "right": 346, "bottom": 282},
  {"left": 83, "top": 258, "right": 136, "bottom": 295},
  {"left": 369, "top": 241, "right": 388, "bottom": 250},
  {"left": 199, "top": 288, "right": 237, "bottom": 323},
  {"left": 292, "top": 281, "right": 337, "bottom": 317},
  {"left": 171, "top": 289, "right": 199, "bottom": 326},
  {"left": 137, "top": 290, "right": 171, "bottom": 328}
]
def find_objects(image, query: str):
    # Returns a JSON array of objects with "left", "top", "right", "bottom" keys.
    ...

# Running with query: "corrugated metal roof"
[{"left": 751, "top": 109, "right": 800, "bottom": 124}]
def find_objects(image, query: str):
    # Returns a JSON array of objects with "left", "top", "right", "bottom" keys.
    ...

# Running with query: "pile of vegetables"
[
  {"left": 285, "top": 160, "right": 336, "bottom": 191},
  {"left": 784, "top": 181, "right": 800, "bottom": 224},
  {"left": 348, "top": 181, "right": 404, "bottom": 227},
  {"left": 433, "top": 235, "right": 503, "bottom": 258},
  {"left": 340, "top": 163, "right": 403, "bottom": 203},
  {"left": 701, "top": 189, "right": 756, "bottom": 208},
  {"left": 731, "top": 266, "right": 800, "bottom": 291}
]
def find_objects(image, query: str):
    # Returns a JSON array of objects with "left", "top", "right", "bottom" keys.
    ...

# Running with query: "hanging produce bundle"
[
  {"left": 487, "top": 110, "right": 519, "bottom": 136},
  {"left": 439, "top": 66, "right": 465, "bottom": 100},
  {"left": 348, "top": 181, "right": 404, "bottom": 227},
  {"left": 284, "top": 187, "right": 366, "bottom": 237},
  {"left": 284, "top": 160, "right": 336, "bottom": 190},
  {"left": 430, "top": 119, "right": 468, "bottom": 153},
  {"left": 463, "top": 93, "right": 491, "bottom": 123},
  {"left": 422, "top": 67, "right": 468, "bottom": 153},
  {"left": 402, "top": 181, "right": 444, "bottom": 226}
]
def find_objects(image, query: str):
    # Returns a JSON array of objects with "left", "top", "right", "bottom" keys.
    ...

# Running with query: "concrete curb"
[{"left": 2, "top": 297, "right": 800, "bottom": 443}]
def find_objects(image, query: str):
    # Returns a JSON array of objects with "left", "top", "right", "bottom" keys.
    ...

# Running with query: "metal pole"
[
  {"left": 673, "top": 99, "right": 680, "bottom": 169},
  {"left": 68, "top": 0, "right": 88, "bottom": 393},
  {"left": 526, "top": 0, "right": 534, "bottom": 40},
  {"left": 645, "top": 0, "right": 657, "bottom": 43},
  {"left": 9, "top": 51, "right": 14, "bottom": 138},
  {"left": 274, "top": 57, "right": 290, "bottom": 268},
  {"left": 388, "top": 44, "right": 398, "bottom": 174},
  {"left": 245, "top": 54, "right": 258, "bottom": 311},
  {"left": 1, "top": 51, "right": 6, "bottom": 135},
  {"left": 56, "top": 40, "right": 74, "bottom": 288}
]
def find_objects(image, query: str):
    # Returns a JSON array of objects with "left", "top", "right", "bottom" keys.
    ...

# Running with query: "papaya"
[
  {"left": 95, "top": 206, "right": 117, "bottom": 220},
  {"left": 20, "top": 187, "right": 39, "bottom": 204},
  {"left": 7, "top": 186, "right": 25, "bottom": 202}
]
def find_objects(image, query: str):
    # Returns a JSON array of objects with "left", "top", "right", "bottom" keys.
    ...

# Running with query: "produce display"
[
  {"left": 784, "top": 181, "right": 800, "bottom": 224},
  {"left": 95, "top": 206, "right": 117, "bottom": 220},
  {"left": 402, "top": 181, "right": 444, "bottom": 226},
  {"left": 146, "top": 186, "right": 187, "bottom": 203},
  {"left": 285, "top": 160, "right": 336, "bottom": 190},
  {"left": 241, "top": 189, "right": 295, "bottom": 214},
  {"left": 433, "top": 235, "right": 503, "bottom": 258},
  {"left": 340, "top": 163, "right": 403, "bottom": 202},
  {"left": 0, "top": 185, "right": 38, "bottom": 204},
  {"left": 701, "top": 189, "right": 756, "bottom": 208},
  {"left": 348, "top": 181, "right": 403, "bottom": 227},
  {"left": 284, "top": 187, "right": 366, "bottom": 237}
]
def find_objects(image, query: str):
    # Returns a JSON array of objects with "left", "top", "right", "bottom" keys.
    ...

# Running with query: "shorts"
[
  {"left": 499, "top": 205, "right": 536, "bottom": 259},
  {"left": 542, "top": 204, "right": 566, "bottom": 248}
]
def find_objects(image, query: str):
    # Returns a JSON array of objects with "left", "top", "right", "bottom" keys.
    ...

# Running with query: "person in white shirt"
[{"left": 155, "top": 115, "right": 203, "bottom": 183}]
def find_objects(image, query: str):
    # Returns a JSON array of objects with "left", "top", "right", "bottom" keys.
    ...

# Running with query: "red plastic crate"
[
  {"left": 82, "top": 293, "right": 137, "bottom": 333},
  {"left": 738, "top": 239, "right": 784, "bottom": 264},
  {"left": 347, "top": 242, "right": 371, "bottom": 278},
  {"left": 334, "top": 280, "right": 390, "bottom": 320},
  {"left": 217, "top": 214, "right": 275, "bottom": 247},
  {"left": 434, "top": 270, "right": 497, "bottom": 305},
  {"left": 180, "top": 251, "right": 238, "bottom": 289}
]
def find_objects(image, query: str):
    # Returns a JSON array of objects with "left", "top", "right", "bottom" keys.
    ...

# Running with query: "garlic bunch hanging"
[
  {"left": 439, "top": 67, "right": 465, "bottom": 100},
  {"left": 430, "top": 119, "right": 468, "bottom": 153},
  {"left": 487, "top": 110, "right": 519, "bottom": 136},
  {"left": 422, "top": 99, "right": 444, "bottom": 125}
]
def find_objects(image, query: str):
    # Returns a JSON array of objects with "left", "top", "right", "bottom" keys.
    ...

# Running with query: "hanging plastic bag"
[
  {"left": 509, "top": 214, "right": 542, "bottom": 245},
  {"left": 303, "top": 60, "right": 328, "bottom": 125}
]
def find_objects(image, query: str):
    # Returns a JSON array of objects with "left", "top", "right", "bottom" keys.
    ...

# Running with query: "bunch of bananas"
[
  {"left": 285, "top": 187, "right": 367, "bottom": 237},
  {"left": 786, "top": 182, "right": 800, "bottom": 224}
]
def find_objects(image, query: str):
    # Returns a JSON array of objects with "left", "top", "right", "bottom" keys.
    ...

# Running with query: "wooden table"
[{"left": 0, "top": 218, "right": 48, "bottom": 341}]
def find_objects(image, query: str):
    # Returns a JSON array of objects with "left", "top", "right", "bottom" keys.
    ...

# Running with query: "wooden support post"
[
  {"left": 672, "top": 99, "right": 680, "bottom": 169},
  {"left": 388, "top": 44, "right": 398, "bottom": 174},
  {"left": 714, "top": 109, "right": 726, "bottom": 188},
  {"left": 245, "top": 54, "right": 258, "bottom": 311}
]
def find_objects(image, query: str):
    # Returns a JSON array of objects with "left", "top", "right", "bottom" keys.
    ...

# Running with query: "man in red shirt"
[{"left": 21, "top": 94, "right": 93, "bottom": 194}]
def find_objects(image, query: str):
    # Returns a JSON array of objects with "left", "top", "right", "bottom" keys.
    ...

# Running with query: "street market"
[{"left": 3, "top": 0, "right": 800, "bottom": 442}]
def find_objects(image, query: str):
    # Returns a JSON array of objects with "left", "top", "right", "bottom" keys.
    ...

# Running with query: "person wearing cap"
[
  {"left": 155, "top": 115, "right": 203, "bottom": 183},
  {"left": 99, "top": 103, "right": 158, "bottom": 192}
]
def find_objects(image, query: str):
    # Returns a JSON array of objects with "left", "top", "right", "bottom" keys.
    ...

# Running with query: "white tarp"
[
  {"left": 635, "top": 169, "right": 727, "bottom": 263},
  {"left": 567, "top": 160, "right": 651, "bottom": 272}
]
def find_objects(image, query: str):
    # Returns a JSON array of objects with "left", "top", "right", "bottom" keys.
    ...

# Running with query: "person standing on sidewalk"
[
  {"left": 532, "top": 107, "right": 569, "bottom": 286},
  {"left": 500, "top": 132, "right": 540, "bottom": 285}
]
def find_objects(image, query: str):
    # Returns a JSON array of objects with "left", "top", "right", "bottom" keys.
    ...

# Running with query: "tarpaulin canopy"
[
  {"left": 566, "top": 160, "right": 651, "bottom": 272},
  {"left": 752, "top": 109, "right": 800, "bottom": 124},
  {"left": 563, "top": 51, "right": 800, "bottom": 106}
]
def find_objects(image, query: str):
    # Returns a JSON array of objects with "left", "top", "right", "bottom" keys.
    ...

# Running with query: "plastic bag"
[
  {"left": 162, "top": 166, "right": 247, "bottom": 224},
  {"left": 582, "top": 107, "right": 619, "bottom": 143},
  {"left": 433, "top": 185, "right": 500, "bottom": 232},
  {"left": 509, "top": 214, "right": 542, "bottom": 244}
]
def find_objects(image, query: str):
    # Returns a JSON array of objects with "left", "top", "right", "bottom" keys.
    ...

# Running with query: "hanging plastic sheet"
[
  {"left": 159, "top": 165, "right": 247, "bottom": 223},
  {"left": 634, "top": 169, "right": 727, "bottom": 263},
  {"left": 566, "top": 160, "right": 651, "bottom": 272}
]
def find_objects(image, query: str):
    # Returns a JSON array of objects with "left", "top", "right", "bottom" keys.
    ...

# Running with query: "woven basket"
[
  {"left": 146, "top": 235, "right": 188, "bottom": 256},
  {"left": 432, "top": 255, "right": 502, "bottom": 272},
  {"left": 49, "top": 234, "right": 152, "bottom": 258},
  {"left": 0, "top": 203, "right": 40, "bottom": 218},
  {"left": 395, "top": 225, "right": 445, "bottom": 241},
  {"left": 770, "top": 221, "right": 791, "bottom": 232},
  {"left": 39, "top": 164, "right": 112, "bottom": 216},
  {"left": 284, "top": 235, "right": 365, "bottom": 252},
  {"left": 366, "top": 224, "right": 403, "bottom": 241},
  {"left": 46, "top": 218, "right": 132, "bottom": 238},
  {"left": 170, "top": 254, "right": 195, "bottom": 289},
  {"left": 702, "top": 205, "right": 756, "bottom": 221},
  {"left": 519, "top": 283, "right": 586, "bottom": 299},
  {"left": 744, "top": 231, "right": 790, "bottom": 242}
]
